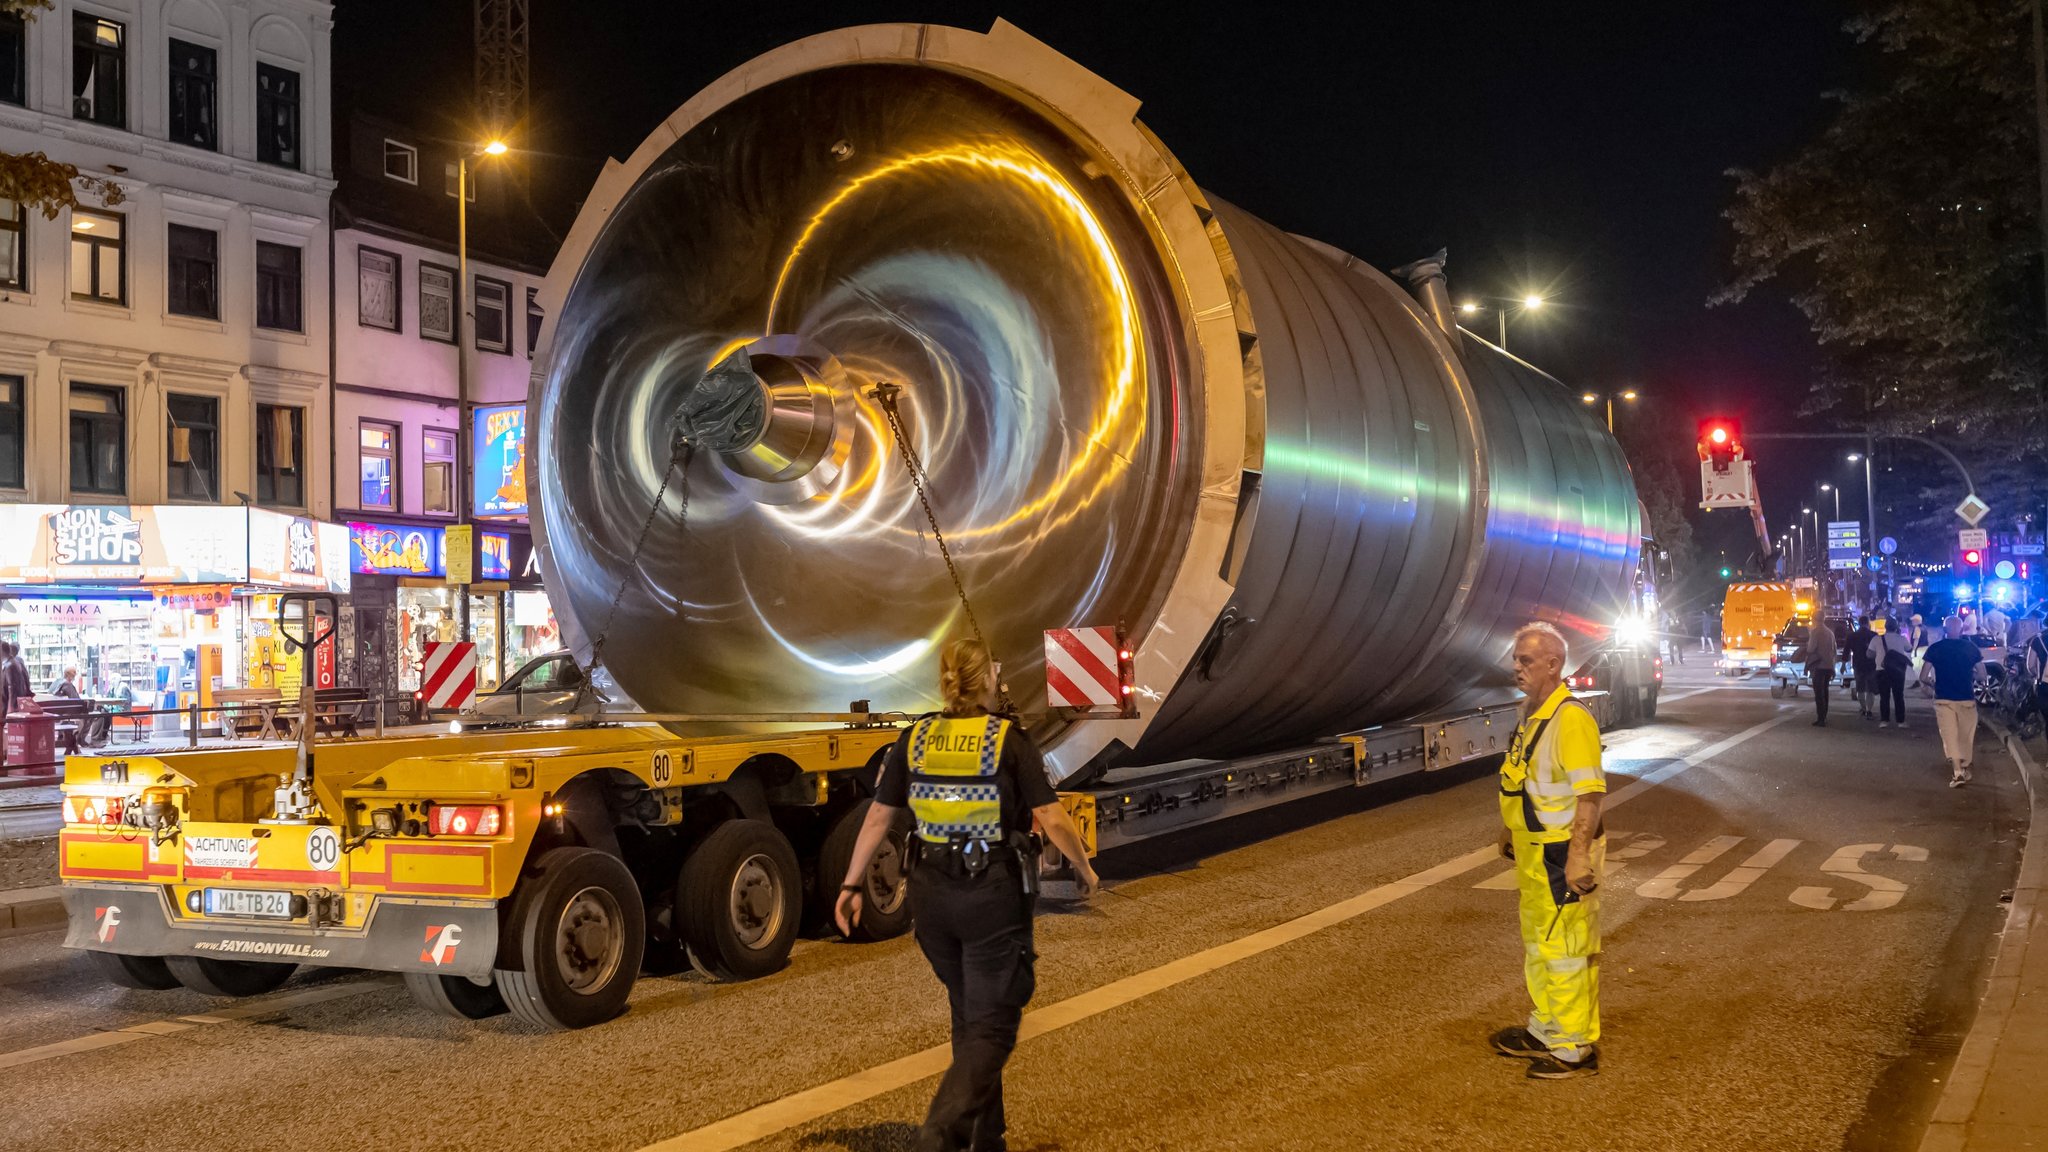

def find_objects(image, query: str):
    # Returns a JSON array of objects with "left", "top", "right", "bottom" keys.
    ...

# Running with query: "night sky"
[{"left": 337, "top": 0, "right": 1864, "bottom": 568}]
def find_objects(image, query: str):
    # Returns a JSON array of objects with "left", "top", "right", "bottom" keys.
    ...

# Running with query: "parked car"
[
  {"left": 458, "top": 652, "right": 620, "bottom": 724},
  {"left": 1768, "top": 617, "right": 1854, "bottom": 699}
]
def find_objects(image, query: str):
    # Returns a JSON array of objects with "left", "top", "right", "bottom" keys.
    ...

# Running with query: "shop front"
[
  {"left": 473, "top": 528, "right": 559, "bottom": 689},
  {"left": 0, "top": 505, "right": 351, "bottom": 713}
]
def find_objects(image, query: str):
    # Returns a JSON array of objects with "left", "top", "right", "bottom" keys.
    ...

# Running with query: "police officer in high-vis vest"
[
  {"left": 1492, "top": 621, "right": 1606, "bottom": 1079},
  {"left": 837, "top": 639, "right": 1099, "bottom": 1152}
]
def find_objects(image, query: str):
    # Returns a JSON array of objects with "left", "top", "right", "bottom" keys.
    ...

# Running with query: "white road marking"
[
  {"left": 1656, "top": 685, "right": 1724, "bottom": 704},
  {"left": 641, "top": 711, "right": 1798, "bottom": 1152},
  {"left": 1789, "top": 844, "right": 1927, "bottom": 911},
  {"left": 1637, "top": 835, "right": 1746, "bottom": 899},
  {"left": 0, "top": 978, "right": 391, "bottom": 1071},
  {"left": 1677, "top": 838, "right": 1802, "bottom": 902}
]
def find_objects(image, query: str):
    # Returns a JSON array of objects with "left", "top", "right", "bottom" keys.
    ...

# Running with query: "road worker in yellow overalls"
[{"left": 1492, "top": 621, "right": 1606, "bottom": 1079}]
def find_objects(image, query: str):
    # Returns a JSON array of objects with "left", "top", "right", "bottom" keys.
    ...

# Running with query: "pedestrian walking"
[
  {"left": 1794, "top": 617, "right": 1838, "bottom": 725},
  {"left": 1985, "top": 604, "right": 2012, "bottom": 648},
  {"left": 1869, "top": 621, "right": 1913, "bottom": 728},
  {"left": 1849, "top": 617, "right": 1878, "bottom": 720},
  {"left": 836, "top": 638, "right": 1099, "bottom": 1152},
  {"left": 1920, "top": 621, "right": 1985, "bottom": 787},
  {"left": 1491, "top": 622, "right": 1605, "bottom": 1080},
  {"left": 1665, "top": 612, "right": 1685, "bottom": 666}
]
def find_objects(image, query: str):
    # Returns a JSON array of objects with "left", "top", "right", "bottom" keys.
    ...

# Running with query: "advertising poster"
[
  {"left": 479, "top": 531, "right": 512, "bottom": 581},
  {"left": 247, "top": 509, "right": 351, "bottom": 593},
  {"left": 0, "top": 506, "right": 246, "bottom": 584},
  {"left": 445, "top": 524, "right": 473, "bottom": 584},
  {"left": 473, "top": 404, "right": 529, "bottom": 518}
]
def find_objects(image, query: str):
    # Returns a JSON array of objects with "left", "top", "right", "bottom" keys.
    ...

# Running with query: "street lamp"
[
  {"left": 1457, "top": 293, "right": 1549, "bottom": 352},
  {"left": 1819, "top": 483, "right": 1841, "bottom": 520},
  {"left": 1579, "top": 388, "right": 1639, "bottom": 433},
  {"left": 453, "top": 138, "right": 509, "bottom": 646}
]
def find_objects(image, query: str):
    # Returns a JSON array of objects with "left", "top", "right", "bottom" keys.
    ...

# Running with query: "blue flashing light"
[{"left": 1955, "top": 582, "right": 1977, "bottom": 600}]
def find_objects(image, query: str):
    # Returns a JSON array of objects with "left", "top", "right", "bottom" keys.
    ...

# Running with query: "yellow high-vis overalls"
[{"left": 1501, "top": 682, "right": 1606, "bottom": 1057}]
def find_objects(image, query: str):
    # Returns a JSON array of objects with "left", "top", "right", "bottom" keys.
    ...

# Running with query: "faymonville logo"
[{"left": 95, "top": 905, "right": 120, "bottom": 943}]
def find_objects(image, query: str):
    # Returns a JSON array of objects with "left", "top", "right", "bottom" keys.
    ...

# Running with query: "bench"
[
  {"left": 34, "top": 697, "right": 89, "bottom": 755},
  {"left": 273, "top": 687, "right": 375, "bottom": 740},
  {"left": 214, "top": 688, "right": 287, "bottom": 740}
]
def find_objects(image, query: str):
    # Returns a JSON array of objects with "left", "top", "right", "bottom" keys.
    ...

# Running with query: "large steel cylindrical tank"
[{"left": 531, "top": 21, "right": 1640, "bottom": 779}]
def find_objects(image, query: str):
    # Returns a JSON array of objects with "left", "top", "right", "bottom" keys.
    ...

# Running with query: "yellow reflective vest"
[
  {"left": 906, "top": 714, "right": 1012, "bottom": 844},
  {"left": 1500, "top": 683, "right": 1604, "bottom": 843}
]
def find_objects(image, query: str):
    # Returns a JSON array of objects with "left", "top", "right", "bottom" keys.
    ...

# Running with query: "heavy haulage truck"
[{"left": 57, "top": 21, "right": 1649, "bottom": 1030}]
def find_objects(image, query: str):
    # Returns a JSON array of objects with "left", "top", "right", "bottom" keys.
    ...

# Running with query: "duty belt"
[{"left": 913, "top": 830, "right": 1042, "bottom": 896}]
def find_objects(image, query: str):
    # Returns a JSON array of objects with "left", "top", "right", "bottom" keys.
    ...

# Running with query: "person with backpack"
[{"left": 1869, "top": 619, "right": 1914, "bottom": 728}]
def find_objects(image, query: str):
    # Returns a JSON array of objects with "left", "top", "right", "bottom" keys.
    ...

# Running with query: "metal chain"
[
  {"left": 584, "top": 440, "right": 694, "bottom": 693},
  {"left": 870, "top": 382, "right": 1014, "bottom": 713}
]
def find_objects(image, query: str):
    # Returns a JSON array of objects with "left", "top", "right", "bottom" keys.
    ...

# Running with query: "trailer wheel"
[
  {"left": 679, "top": 819, "right": 801, "bottom": 980},
  {"left": 88, "top": 950, "right": 180, "bottom": 990},
  {"left": 164, "top": 956, "right": 295, "bottom": 997},
  {"left": 494, "top": 847, "right": 645, "bottom": 1031},
  {"left": 816, "top": 800, "right": 914, "bottom": 943},
  {"left": 404, "top": 972, "right": 508, "bottom": 1020},
  {"left": 1642, "top": 688, "right": 1659, "bottom": 721}
]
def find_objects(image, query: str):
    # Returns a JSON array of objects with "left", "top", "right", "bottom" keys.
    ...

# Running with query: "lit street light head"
[
  {"left": 1459, "top": 301, "right": 1480, "bottom": 314},
  {"left": 1847, "top": 452, "right": 1863, "bottom": 462},
  {"left": 482, "top": 139, "right": 509, "bottom": 156},
  {"left": 1621, "top": 390, "right": 1638, "bottom": 401},
  {"left": 1581, "top": 393, "right": 1598, "bottom": 405},
  {"left": 1523, "top": 295, "right": 1545, "bottom": 309}
]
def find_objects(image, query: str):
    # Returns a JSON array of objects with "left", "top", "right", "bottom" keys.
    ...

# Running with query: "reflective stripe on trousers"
[{"left": 1515, "top": 832, "right": 1603, "bottom": 1056}]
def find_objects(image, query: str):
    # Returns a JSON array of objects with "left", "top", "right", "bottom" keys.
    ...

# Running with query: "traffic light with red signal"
[
  {"left": 1963, "top": 548, "right": 1982, "bottom": 568},
  {"left": 1697, "top": 419, "right": 1742, "bottom": 474}
]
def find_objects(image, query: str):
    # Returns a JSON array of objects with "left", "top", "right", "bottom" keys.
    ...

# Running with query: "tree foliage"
[{"left": 1716, "top": 0, "right": 2047, "bottom": 548}]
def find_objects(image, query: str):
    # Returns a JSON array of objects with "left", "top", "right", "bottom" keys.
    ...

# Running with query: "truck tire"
[
  {"left": 1642, "top": 687, "right": 1659, "bottom": 721},
  {"left": 164, "top": 956, "right": 295, "bottom": 997},
  {"left": 816, "top": 800, "right": 914, "bottom": 943},
  {"left": 88, "top": 950, "right": 180, "bottom": 990},
  {"left": 494, "top": 847, "right": 645, "bottom": 1031},
  {"left": 404, "top": 971, "right": 508, "bottom": 1020},
  {"left": 679, "top": 819, "right": 801, "bottom": 980}
]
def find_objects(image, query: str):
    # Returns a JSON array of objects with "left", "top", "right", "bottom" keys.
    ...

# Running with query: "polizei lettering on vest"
[{"left": 928, "top": 733, "right": 983, "bottom": 754}]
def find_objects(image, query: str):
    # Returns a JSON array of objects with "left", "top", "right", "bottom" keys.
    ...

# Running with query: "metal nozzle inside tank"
[{"left": 674, "top": 334, "right": 852, "bottom": 504}]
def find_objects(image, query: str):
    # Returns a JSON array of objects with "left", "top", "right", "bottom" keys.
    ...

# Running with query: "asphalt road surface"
[{"left": 0, "top": 665, "right": 2023, "bottom": 1152}]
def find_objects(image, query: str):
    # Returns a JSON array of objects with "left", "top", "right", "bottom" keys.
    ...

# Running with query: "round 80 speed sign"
[{"left": 306, "top": 826, "right": 341, "bottom": 872}]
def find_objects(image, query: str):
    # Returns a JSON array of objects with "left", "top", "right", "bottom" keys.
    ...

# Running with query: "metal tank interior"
[{"left": 532, "top": 21, "right": 1639, "bottom": 779}]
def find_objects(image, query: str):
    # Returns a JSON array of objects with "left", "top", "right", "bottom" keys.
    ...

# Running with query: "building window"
[
  {"left": 166, "top": 38, "right": 217, "bottom": 150},
  {"left": 0, "top": 15, "right": 25, "bottom": 107},
  {"left": 423, "top": 429, "right": 456, "bottom": 516},
  {"left": 255, "top": 62, "right": 299, "bottom": 169},
  {"left": 166, "top": 393, "right": 219, "bottom": 502},
  {"left": 526, "top": 286, "right": 543, "bottom": 355},
  {"left": 358, "top": 247, "right": 400, "bottom": 332},
  {"left": 256, "top": 240, "right": 302, "bottom": 332},
  {"left": 0, "top": 199, "right": 23, "bottom": 291},
  {"left": 69, "top": 208, "right": 124, "bottom": 304},
  {"left": 0, "top": 376, "right": 22, "bottom": 489},
  {"left": 72, "top": 15, "right": 124, "bottom": 128},
  {"left": 475, "top": 277, "right": 510, "bottom": 353},
  {"left": 443, "top": 161, "right": 477, "bottom": 202},
  {"left": 383, "top": 139, "right": 417, "bottom": 184},
  {"left": 166, "top": 223, "right": 219, "bottom": 319},
  {"left": 68, "top": 385, "right": 125, "bottom": 496},
  {"left": 256, "top": 403, "right": 303, "bottom": 508},
  {"left": 359, "top": 421, "right": 396, "bottom": 510},
  {"left": 419, "top": 263, "right": 455, "bottom": 342}
]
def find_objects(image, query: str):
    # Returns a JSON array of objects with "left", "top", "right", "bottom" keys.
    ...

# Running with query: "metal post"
[
  {"left": 456, "top": 154, "right": 472, "bottom": 654},
  {"left": 1497, "top": 309, "right": 1507, "bottom": 350},
  {"left": 2034, "top": 0, "right": 2048, "bottom": 346},
  {"left": 1605, "top": 396, "right": 1614, "bottom": 433},
  {"left": 188, "top": 699, "right": 200, "bottom": 748},
  {"left": 374, "top": 695, "right": 386, "bottom": 739}
]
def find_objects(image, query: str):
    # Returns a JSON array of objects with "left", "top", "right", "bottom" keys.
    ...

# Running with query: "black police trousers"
[{"left": 909, "top": 854, "right": 1036, "bottom": 1152}]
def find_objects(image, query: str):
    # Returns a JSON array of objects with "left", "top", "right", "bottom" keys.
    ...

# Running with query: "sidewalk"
[{"left": 1922, "top": 723, "right": 2048, "bottom": 1151}]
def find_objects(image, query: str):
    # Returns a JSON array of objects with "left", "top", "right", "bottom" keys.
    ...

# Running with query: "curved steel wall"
[{"left": 531, "top": 22, "right": 1638, "bottom": 772}]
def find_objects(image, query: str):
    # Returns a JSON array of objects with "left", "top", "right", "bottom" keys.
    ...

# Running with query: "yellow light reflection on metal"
[{"left": 765, "top": 143, "right": 1145, "bottom": 541}]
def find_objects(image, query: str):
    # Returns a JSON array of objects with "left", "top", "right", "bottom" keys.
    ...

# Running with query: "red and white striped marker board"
[
  {"left": 1044, "top": 626, "right": 1125, "bottom": 709},
  {"left": 420, "top": 641, "right": 478, "bottom": 710}
]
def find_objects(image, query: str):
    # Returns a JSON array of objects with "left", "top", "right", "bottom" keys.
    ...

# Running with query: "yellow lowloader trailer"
[{"left": 57, "top": 715, "right": 917, "bottom": 1030}]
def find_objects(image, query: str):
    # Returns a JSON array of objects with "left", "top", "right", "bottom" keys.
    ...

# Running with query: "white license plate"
[{"left": 201, "top": 888, "right": 294, "bottom": 919}]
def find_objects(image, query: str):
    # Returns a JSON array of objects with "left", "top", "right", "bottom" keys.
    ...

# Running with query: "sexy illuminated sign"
[
  {"left": 473, "top": 404, "right": 528, "bottom": 518},
  {"left": 348, "top": 521, "right": 445, "bottom": 577}
]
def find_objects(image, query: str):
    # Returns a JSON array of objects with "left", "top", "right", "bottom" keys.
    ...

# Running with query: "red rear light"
[{"left": 429, "top": 804, "right": 502, "bottom": 837}]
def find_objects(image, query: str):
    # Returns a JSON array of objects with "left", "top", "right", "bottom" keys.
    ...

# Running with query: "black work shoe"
[
  {"left": 1526, "top": 1047, "right": 1600, "bottom": 1079},
  {"left": 1490, "top": 1026, "right": 1548, "bottom": 1057}
]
